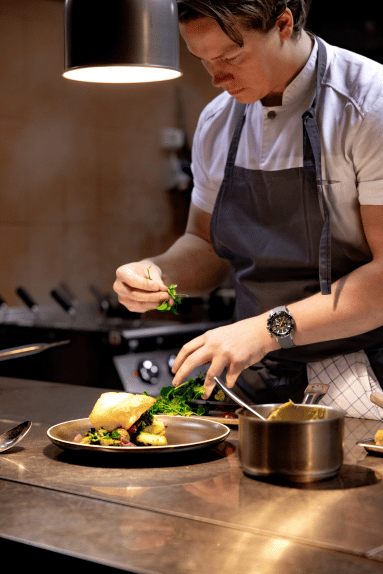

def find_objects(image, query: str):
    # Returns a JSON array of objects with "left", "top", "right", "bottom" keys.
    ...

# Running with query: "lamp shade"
[{"left": 63, "top": 0, "right": 182, "bottom": 83}]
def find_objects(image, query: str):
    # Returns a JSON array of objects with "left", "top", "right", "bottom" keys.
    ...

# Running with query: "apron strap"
[
  {"left": 224, "top": 103, "right": 248, "bottom": 174},
  {"left": 302, "top": 37, "right": 332, "bottom": 295}
]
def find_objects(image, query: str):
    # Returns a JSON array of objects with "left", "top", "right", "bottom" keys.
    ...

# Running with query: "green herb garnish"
[
  {"left": 214, "top": 390, "right": 225, "bottom": 402},
  {"left": 146, "top": 373, "right": 207, "bottom": 417},
  {"left": 146, "top": 269, "right": 187, "bottom": 315},
  {"left": 157, "top": 284, "right": 188, "bottom": 315}
]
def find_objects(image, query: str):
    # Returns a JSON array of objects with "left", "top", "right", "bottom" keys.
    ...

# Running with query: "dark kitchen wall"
[
  {"left": 306, "top": 0, "right": 383, "bottom": 64},
  {"left": 0, "top": 0, "right": 217, "bottom": 307}
]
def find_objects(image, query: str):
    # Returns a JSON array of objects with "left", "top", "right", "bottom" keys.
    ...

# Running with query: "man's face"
[{"left": 179, "top": 16, "right": 286, "bottom": 104}]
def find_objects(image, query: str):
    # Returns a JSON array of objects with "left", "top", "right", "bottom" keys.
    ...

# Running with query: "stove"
[
  {"left": 113, "top": 323, "right": 224, "bottom": 395},
  {"left": 0, "top": 298, "right": 228, "bottom": 391}
]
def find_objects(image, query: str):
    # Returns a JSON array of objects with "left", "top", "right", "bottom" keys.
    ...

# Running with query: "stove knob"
[
  {"left": 137, "top": 359, "right": 160, "bottom": 385},
  {"left": 167, "top": 353, "right": 177, "bottom": 374}
]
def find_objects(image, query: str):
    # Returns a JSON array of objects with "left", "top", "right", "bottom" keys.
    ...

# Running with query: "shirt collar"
[{"left": 279, "top": 37, "right": 318, "bottom": 108}]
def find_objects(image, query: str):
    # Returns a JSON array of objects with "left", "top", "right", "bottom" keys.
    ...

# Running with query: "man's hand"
[
  {"left": 113, "top": 261, "right": 170, "bottom": 313},
  {"left": 171, "top": 316, "right": 278, "bottom": 398}
]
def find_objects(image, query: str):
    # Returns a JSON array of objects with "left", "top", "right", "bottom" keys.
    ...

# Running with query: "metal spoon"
[
  {"left": 0, "top": 340, "right": 70, "bottom": 361},
  {"left": 214, "top": 377, "right": 266, "bottom": 420},
  {"left": 0, "top": 421, "right": 32, "bottom": 453}
]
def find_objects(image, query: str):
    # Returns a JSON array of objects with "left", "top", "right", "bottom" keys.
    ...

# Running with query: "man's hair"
[{"left": 177, "top": 0, "right": 307, "bottom": 45}]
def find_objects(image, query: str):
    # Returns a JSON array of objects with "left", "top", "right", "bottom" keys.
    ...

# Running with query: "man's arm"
[
  {"left": 151, "top": 203, "right": 231, "bottom": 294},
  {"left": 291, "top": 204, "right": 383, "bottom": 344},
  {"left": 113, "top": 203, "right": 230, "bottom": 312},
  {"left": 171, "top": 204, "right": 383, "bottom": 396}
]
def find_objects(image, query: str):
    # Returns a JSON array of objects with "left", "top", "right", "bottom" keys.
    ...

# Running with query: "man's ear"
[{"left": 277, "top": 8, "right": 293, "bottom": 41}]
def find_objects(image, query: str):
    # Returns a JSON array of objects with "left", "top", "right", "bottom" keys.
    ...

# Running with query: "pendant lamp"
[{"left": 63, "top": 0, "right": 182, "bottom": 83}]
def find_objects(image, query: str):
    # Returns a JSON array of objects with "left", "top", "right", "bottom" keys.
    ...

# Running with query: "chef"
[{"left": 114, "top": 0, "right": 383, "bottom": 414}]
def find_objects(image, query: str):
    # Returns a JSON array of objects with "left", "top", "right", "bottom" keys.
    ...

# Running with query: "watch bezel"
[{"left": 267, "top": 310, "right": 295, "bottom": 337}]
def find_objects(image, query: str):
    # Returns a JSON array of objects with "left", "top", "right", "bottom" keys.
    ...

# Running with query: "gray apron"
[{"left": 210, "top": 37, "right": 383, "bottom": 403}]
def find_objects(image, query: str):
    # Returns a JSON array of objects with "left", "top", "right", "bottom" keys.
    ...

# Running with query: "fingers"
[
  {"left": 202, "top": 358, "right": 241, "bottom": 399},
  {"left": 117, "top": 263, "right": 167, "bottom": 292},
  {"left": 170, "top": 336, "right": 208, "bottom": 386},
  {"left": 171, "top": 321, "right": 262, "bottom": 398},
  {"left": 115, "top": 283, "right": 170, "bottom": 312},
  {"left": 171, "top": 335, "right": 242, "bottom": 399},
  {"left": 113, "top": 262, "right": 169, "bottom": 312}
]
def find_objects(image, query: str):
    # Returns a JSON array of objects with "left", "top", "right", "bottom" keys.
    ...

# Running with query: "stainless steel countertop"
[{"left": 1, "top": 376, "right": 383, "bottom": 573}]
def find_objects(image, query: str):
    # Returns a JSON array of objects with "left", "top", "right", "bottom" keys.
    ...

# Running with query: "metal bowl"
[{"left": 237, "top": 404, "right": 345, "bottom": 483}]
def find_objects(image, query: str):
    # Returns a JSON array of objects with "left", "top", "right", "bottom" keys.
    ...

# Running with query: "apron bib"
[{"left": 210, "top": 37, "right": 383, "bottom": 403}]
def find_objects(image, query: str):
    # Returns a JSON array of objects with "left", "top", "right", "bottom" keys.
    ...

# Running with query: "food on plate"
[
  {"left": 89, "top": 391, "right": 156, "bottom": 432},
  {"left": 74, "top": 391, "right": 167, "bottom": 447},
  {"left": 72, "top": 373, "right": 238, "bottom": 448},
  {"left": 222, "top": 412, "right": 237, "bottom": 419},
  {"left": 214, "top": 390, "right": 226, "bottom": 401},
  {"left": 135, "top": 431, "right": 167, "bottom": 446},
  {"left": 374, "top": 429, "right": 383, "bottom": 446},
  {"left": 147, "top": 373, "right": 238, "bottom": 420},
  {"left": 147, "top": 374, "right": 206, "bottom": 416},
  {"left": 267, "top": 399, "right": 326, "bottom": 421}
]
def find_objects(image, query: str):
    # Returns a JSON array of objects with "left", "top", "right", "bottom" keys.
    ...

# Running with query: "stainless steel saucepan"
[{"left": 215, "top": 378, "right": 345, "bottom": 483}]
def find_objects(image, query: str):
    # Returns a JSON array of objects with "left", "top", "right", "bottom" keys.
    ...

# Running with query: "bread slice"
[{"left": 89, "top": 392, "right": 156, "bottom": 431}]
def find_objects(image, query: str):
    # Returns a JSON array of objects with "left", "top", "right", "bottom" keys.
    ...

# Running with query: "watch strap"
[{"left": 277, "top": 334, "right": 295, "bottom": 349}]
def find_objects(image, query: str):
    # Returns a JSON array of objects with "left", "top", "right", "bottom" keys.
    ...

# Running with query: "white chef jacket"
[{"left": 190, "top": 38, "right": 383, "bottom": 418}]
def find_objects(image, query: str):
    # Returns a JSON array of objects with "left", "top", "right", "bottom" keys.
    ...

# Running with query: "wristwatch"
[{"left": 267, "top": 306, "right": 295, "bottom": 349}]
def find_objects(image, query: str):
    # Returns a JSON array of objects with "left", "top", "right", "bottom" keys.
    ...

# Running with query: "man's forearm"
[
  {"left": 285, "top": 260, "right": 383, "bottom": 348},
  {"left": 148, "top": 232, "right": 231, "bottom": 295}
]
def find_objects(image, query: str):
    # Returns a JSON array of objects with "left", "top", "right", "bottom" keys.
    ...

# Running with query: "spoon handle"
[
  {"left": 0, "top": 340, "right": 70, "bottom": 361},
  {"left": 214, "top": 377, "right": 266, "bottom": 420}
]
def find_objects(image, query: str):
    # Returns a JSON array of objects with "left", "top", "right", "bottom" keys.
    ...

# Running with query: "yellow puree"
[{"left": 267, "top": 399, "right": 326, "bottom": 421}]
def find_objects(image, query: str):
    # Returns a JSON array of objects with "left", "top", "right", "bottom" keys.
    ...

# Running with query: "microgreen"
[
  {"left": 150, "top": 280, "right": 188, "bottom": 315},
  {"left": 214, "top": 390, "right": 225, "bottom": 402},
  {"left": 145, "top": 373, "right": 207, "bottom": 417}
]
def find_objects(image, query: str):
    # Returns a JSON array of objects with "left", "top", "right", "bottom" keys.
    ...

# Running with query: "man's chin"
[{"left": 228, "top": 90, "right": 258, "bottom": 104}]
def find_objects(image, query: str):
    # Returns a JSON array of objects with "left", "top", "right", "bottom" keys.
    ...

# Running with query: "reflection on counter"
[{"left": 2, "top": 378, "right": 383, "bottom": 573}]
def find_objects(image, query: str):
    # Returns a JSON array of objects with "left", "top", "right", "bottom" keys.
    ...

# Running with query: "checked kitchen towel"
[{"left": 307, "top": 351, "right": 382, "bottom": 420}]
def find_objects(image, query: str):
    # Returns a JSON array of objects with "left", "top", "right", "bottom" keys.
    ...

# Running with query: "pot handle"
[{"left": 302, "top": 383, "right": 329, "bottom": 404}]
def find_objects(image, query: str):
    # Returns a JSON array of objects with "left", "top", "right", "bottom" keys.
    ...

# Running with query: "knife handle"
[
  {"left": 16, "top": 287, "right": 38, "bottom": 311},
  {"left": 50, "top": 289, "right": 76, "bottom": 316},
  {"left": 89, "top": 284, "right": 110, "bottom": 313},
  {"left": 59, "top": 282, "right": 78, "bottom": 306}
]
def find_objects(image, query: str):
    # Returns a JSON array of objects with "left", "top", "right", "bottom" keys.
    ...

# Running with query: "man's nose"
[
  {"left": 203, "top": 60, "right": 231, "bottom": 87},
  {"left": 212, "top": 72, "right": 233, "bottom": 88}
]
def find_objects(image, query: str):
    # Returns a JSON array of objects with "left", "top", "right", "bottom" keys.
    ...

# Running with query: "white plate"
[
  {"left": 47, "top": 415, "right": 230, "bottom": 454},
  {"left": 357, "top": 439, "right": 383, "bottom": 454}
]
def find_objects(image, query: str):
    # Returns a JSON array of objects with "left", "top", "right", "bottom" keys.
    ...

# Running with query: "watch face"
[{"left": 267, "top": 311, "right": 294, "bottom": 336}]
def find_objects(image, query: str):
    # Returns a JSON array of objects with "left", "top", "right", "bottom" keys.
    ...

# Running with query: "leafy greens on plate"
[{"left": 145, "top": 373, "right": 207, "bottom": 417}]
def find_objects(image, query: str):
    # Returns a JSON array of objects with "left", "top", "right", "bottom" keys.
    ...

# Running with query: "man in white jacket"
[{"left": 114, "top": 0, "right": 383, "bottom": 417}]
